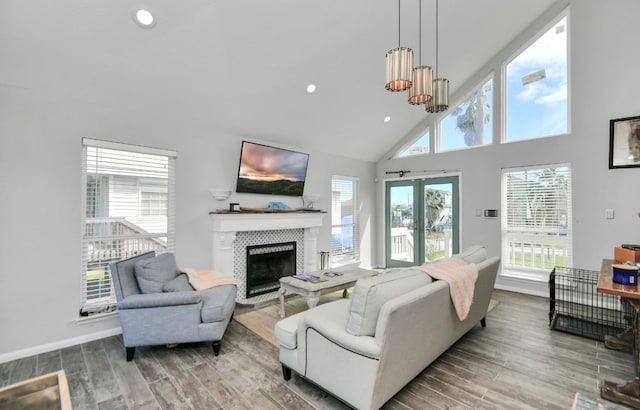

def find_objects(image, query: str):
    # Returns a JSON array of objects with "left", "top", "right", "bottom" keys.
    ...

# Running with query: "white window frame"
[
  {"left": 139, "top": 179, "right": 169, "bottom": 219},
  {"left": 397, "top": 128, "right": 430, "bottom": 158},
  {"left": 501, "top": 163, "right": 572, "bottom": 282},
  {"left": 140, "top": 190, "right": 168, "bottom": 218},
  {"left": 80, "top": 138, "right": 176, "bottom": 316},
  {"left": 502, "top": 8, "right": 570, "bottom": 143},
  {"left": 437, "top": 74, "right": 494, "bottom": 153},
  {"left": 330, "top": 176, "right": 360, "bottom": 266}
]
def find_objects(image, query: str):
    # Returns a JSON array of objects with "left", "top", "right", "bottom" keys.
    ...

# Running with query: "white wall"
[
  {"left": 376, "top": 0, "right": 640, "bottom": 295},
  {"left": 0, "top": 85, "right": 375, "bottom": 361}
]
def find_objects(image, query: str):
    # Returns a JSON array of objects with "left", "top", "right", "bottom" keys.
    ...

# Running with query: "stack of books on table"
[{"left": 292, "top": 273, "right": 327, "bottom": 283}]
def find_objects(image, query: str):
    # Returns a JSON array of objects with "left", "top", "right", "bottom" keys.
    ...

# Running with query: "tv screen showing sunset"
[{"left": 236, "top": 141, "right": 309, "bottom": 196}]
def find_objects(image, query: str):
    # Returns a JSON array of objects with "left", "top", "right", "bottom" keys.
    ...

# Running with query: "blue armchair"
[{"left": 110, "top": 251, "right": 237, "bottom": 361}]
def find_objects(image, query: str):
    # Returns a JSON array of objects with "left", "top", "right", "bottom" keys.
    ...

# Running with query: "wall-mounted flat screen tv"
[{"left": 236, "top": 141, "right": 309, "bottom": 196}]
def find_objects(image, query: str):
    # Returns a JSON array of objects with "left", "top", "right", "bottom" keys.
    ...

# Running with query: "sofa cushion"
[
  {"left": 381, "top": 267, "right": 405, "bottom": 274},
  {"left": 454, "top": 245, "right": 487, "bottom": 264},
  {"left": 345, "top": 270, "right": 433, "bottom": 336},
  {"left": 163, "top": 274, "right": 193, "bottom": 292},
  {"left": 200, "top": 284, "right": 237, "bottom": 323},
  {"left": 274, "top": 311, "right": 304, "bottom": 349},
  {"left": 134, "top": 253, "right": 179, "bottom": 294}
]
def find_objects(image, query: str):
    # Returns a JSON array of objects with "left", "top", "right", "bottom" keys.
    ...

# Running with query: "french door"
[{"left": 385, "top": 176, "right": 459, "bottom": 267}]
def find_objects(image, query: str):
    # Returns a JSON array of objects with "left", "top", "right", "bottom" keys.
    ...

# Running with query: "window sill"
[
  {"left": 331, "top": 259, "right": 361, "bottom": 269},
  {"left": 495, "top": 270, "right": 549, "bottom": 297},
  {"left": 500, "top": 267, "right": 549, "bottom": 283}
]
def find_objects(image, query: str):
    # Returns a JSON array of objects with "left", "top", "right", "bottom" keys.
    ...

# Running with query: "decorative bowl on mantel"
[{"left": 209, "top": 189, "right": 232, "bottom": 201}]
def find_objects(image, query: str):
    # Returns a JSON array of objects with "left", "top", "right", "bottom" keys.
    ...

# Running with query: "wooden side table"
[{"left": 597, "top": 258, "right": 640, "bottom": 408}]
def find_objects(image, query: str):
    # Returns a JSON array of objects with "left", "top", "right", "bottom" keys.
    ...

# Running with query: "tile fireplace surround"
[{"left": 209, "top": 211, "right": 325, "bottom": 304}]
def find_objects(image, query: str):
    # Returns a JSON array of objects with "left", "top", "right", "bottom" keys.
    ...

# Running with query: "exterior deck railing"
[{"left": 84, "top": 218, "right": 168, "bottom": 305}]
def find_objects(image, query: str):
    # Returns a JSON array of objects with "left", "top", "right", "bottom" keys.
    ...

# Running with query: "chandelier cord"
[
  {"left": 418, "top": 0, "right": 422, "bottom": 66},
  {"left": 435, "top": 0, "right": 439, "bottom": 79},
  {"left": 397, "top": 0, "right": 401, "bottom": 48}
]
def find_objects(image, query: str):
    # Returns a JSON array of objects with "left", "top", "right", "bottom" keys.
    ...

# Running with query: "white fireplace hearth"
[{"left": 209, "top": 211, "right": 325, "bottom": 304}]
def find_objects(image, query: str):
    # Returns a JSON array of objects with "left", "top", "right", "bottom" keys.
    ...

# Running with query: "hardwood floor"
[{"left": 0, "top": 290, "right": 634, "bottom": 409}]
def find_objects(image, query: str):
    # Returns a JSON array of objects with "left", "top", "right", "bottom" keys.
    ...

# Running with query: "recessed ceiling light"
[
  {"left": 133, "top": 9, "right": 156, "bottom": 29},
  {"left": 384, "top": 116, "right": 391, "bottom": 123},
  {"left": 306, "top": 84, "right": 317, "bottom": 94}
]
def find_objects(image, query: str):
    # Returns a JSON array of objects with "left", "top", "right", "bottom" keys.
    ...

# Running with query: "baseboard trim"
[{"left": 0, "top": 326, "right": 122, "bottom": 364}]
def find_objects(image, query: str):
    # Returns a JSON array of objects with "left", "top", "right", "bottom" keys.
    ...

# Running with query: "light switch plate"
[{"left": 484, "top": 209, "right": 498, "bottom": 218}]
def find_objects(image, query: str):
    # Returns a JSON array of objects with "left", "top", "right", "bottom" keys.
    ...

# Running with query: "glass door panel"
[
  {"left": 385, "top": 182, "right": 417, "bottom": 266},
  {"left": 423, "top": 177, "right": 459, "bottom": 262}
]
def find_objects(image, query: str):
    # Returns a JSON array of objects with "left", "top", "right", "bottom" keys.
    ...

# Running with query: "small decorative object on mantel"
[
  {"left": 302, "top": 194, "right": 320, "bottom": 209},
  {"left": 268, "top": 201, "right": 289, "bottom": 210},
  {"left": 609, "top": 115, "right": 640, "bottom": 169}
]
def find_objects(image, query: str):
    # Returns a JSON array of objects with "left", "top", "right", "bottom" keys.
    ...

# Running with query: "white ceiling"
[{"left": 1, "top": 0, "right": 556, "bottom": 162}]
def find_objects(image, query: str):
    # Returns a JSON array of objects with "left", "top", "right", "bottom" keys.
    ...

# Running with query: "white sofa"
[{"left": 274, "top": 245, "right": 501, "bottom": 410}]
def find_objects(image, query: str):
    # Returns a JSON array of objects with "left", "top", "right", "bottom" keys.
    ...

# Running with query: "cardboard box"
[{"left": 614, "top": 247, "right": 640, "bottom": 263}]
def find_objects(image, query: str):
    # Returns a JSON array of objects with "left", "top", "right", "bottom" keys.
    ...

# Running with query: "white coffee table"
[{"left": 278, "top": 267, "right": 379, "bottom": 318}]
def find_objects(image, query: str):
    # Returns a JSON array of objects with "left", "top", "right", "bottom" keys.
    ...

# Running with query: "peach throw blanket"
[
  {"left": 414, "top": 258, "right": 478, "bottom": 320},
  {"left": 179, "top": 268, "right": 239, "bottom": 291}
]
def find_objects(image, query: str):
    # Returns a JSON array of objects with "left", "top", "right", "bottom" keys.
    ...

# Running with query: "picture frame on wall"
[{"left": 609, "top": 115, "right": 640, "bottom": 169}]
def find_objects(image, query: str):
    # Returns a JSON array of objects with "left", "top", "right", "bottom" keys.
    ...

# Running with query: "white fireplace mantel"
[
  {"left": 209, "top": 212, "right": 325, "bottom": 284},
  {"left": 210, "top": 212, "right": 325, "bottom": 234}
]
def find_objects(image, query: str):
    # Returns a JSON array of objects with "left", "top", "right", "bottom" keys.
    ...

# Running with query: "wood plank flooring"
[{"left": 0, "top": 290, "right": 634, "bottom": 409}]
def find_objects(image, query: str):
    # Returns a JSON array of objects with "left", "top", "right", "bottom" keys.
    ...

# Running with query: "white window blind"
[
  {"left": 501, "top": 164, "right": 572, "bottom": 280},
  {"left": 80, "top": 138, "right": 176, "bottom": 315},
  {"left": 330, "top": 176, "right": 359, "bottom": 265}
]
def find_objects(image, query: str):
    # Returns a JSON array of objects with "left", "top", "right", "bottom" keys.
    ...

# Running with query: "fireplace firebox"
[{"left": 246, "top": 242, "right": 296, "bottom": 298}]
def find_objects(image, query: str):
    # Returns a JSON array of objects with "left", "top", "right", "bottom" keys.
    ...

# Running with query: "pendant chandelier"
[
  {"left": 408, "top": 0, "right": 433, "bottom": 105},
  {"left": 426, "top": 0, "right": 449, "bottom": 113},
  {"left": 385, "top": 0, "right": 413, "bottom": 92}
]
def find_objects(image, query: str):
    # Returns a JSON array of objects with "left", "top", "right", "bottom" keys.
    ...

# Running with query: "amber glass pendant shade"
[
  {"left": 385, "top": 47, "right": 414, "bottom": 92},
  {"left": 408, "top": 65, "right": 433, "bottom": 105}
]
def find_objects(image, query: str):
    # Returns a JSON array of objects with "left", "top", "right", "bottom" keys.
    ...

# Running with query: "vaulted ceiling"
[{"left": 1, "top": 0, "right": 556, "bottom": 162}]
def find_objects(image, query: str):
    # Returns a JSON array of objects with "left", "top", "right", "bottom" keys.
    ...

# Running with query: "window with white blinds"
[
  {"left": 80, "top": 138, "right": 176, "bottom": 316},
  {"left": 330, "top": 176, "right": 359, "bottom": 266},
  {"left": 501, "top": 164, "right": 572, "bottom": 281}
]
